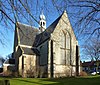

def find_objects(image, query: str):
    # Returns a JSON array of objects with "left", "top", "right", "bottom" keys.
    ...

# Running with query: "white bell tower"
[{"left": 39, "top": 11, "right": 46, "bottom": 32}]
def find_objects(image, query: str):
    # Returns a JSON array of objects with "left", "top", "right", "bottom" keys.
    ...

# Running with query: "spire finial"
[{"left": 39, "top": 9, "right": 45, "bottom": 20}]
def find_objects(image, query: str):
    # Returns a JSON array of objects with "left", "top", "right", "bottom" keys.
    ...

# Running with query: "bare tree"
[
  {"left": 6, "top": 53, "right": 12, "bottom": 60},
  {"left": 0, "top": 56, "right": 5, "bottom": 67},
  {"left": 0, "top": 0, "right": 99, "bottom": 42},
  {"left": 0, "top": 0, "right": 55, "bottom": 45},
  {"left": 52, "top": 0, "right": 100, "bottom": 38},
  {"left": 0, "top": 0, "right": 100, "bottom": 66},
  {"left": 0, "top": 0, "right": 49, "bottom": 44},
  {"left": 83, "top": 39, "right": 100, "bottom": 60},
  {"left": 83, "top": 36, "right": 100, "bottom": 72}
]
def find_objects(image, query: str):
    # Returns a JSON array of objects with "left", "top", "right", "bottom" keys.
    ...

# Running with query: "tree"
[
  {"left": 83, "top": 36, "right": 100, "bottom": 73},
  {"left": 52, "top": 0, "right": 100, "bottom": 63},
  {"left": 52, "top": 0, "right": 100, "bottom": 39},
  {"left": 0, "top": 0, "right": 99, "bottom": 42},
  {"left": 0, "top": 56, "right": 5, "bottom": 67},
  {"left": 6, "top": 53, "right": 12, "bottom": 60},
  {"left": 0, "top": 0, "right": 48, "bottom": 44},
  {"left": 0, "top": 0, "right": 100, "bottom": 64},
  {"left": 83, "top": 39, "right": 100, "bottom": 60}
]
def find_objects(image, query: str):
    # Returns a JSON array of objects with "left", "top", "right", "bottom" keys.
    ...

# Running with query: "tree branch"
[
  {"left": 0, "top": 9, "right": 15, "bottom": 24},
  {"left": 18, "top": 0, "right": 39, "bottom": 24}
]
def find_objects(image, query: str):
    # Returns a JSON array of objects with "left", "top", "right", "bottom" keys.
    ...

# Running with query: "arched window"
[
  {"left": 40, "top": 22, "right": 42, "bottom": 26},
  {"left": 43, "top": 22, "right": 45, "bottom": 26},
  {"left": 60, "top": 30, "right": 70, "bottom": 65}
]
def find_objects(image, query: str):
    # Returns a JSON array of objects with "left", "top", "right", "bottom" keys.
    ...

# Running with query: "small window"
[
  {"left": 41, "top": 22, "right": 42, "bottom": 26},
  {"left": 43, "top": 22, "right": 45, "bottom": 26}
]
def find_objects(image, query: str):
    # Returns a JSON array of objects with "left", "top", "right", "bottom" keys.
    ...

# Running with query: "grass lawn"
[{"left": 0, "top": 76, "right": 100, "bottom": 85}]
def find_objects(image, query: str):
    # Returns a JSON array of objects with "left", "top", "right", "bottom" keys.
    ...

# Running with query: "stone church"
[{"left": 12, "top": 10, "right": 80, "bottom": 78}]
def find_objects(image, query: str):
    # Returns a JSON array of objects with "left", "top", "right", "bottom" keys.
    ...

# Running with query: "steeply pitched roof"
[
  {"left": 20, "top": 47, "right": 40, "bottom": 55},
  {"left": 21, "top": 47, "right": 35, "bottom": 55},
  {"left": 33, "top": 15, "right": 62, "bottom": 47},
  {"left": 16, "top": 22, "right": 40, "bottom": 46}
]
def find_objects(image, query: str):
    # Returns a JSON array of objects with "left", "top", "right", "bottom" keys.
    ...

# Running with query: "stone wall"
[
  {"left": 19, "top": 54, "right": 36, "bottom": 77},
  {"left": 47, "top": 11, "right": 79, "bottom": 78}
]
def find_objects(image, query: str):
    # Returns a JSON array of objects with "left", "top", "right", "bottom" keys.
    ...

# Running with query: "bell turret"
[{"left": 39, "top": 11, "right": 46, "bottom": 32}]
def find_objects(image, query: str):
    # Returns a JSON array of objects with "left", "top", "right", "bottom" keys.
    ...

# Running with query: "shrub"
[
  {"left": 26, "top": 66, "right": 39, "bottom": 78},
  {"left": 26, "top": 69, "right": 35, "bottom": 78},
  {"left": 39, "top": 66, "right": 45, "bottom": 78},
  {"left": 80, "top": 71, "right": 88, "bottom": 76}
]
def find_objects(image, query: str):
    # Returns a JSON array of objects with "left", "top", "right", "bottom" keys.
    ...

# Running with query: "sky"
[
  {"left": 0, "top": 17, "right": 88, "bottom": 62},
  {"left": 0, "top": 0, "right": 60, "bottom": 59},
  {"left": 0, "top": 11, "right": 59, "bottom": 59},
  {"left": 0, "top": 0, "right": 95, "bottom": 62},
  {"left": 0, "top": 25, "right": 14, "bottom": 58}
]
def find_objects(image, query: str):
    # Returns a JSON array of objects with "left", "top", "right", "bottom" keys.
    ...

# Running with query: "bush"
[
  {"left": 26, "top": 69, "right": 35, "bottom": 78},
  {"left": 3, "top": 71, "right": 12, "bottom": 77},
  {"left": 26, "top": 66, "right": 39, "bottom": 78},
  {"left": 80, "top": 71, "right": 88, "bottom": 76}
]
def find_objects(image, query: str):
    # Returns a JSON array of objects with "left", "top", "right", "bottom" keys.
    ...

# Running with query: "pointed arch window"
[{"left": 60, "top": 30, "right": 71, "bottom": 65}]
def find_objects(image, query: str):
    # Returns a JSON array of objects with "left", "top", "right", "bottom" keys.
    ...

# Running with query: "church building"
[{"left": 12, "top": 10, "right": 80, "bottom": 78}]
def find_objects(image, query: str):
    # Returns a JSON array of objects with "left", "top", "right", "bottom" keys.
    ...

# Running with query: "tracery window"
[{"left": 60, "top": 30, "right": 70, "bottom": 65}]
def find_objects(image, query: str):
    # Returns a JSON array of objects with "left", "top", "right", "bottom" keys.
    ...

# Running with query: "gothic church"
[{"left": 12, "top": 10, "right": 80, "bottom": 78}]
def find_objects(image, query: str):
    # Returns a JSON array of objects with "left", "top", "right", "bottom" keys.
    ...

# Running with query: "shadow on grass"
[
  {"left": 13, "top": 78, "right": 46, "bottom": 85},
  {"left": 5, "top": 76, "right": 100, "bottom": 85},
  {"left": 40, "top": 76, "right": 100, "bottom": 85}
]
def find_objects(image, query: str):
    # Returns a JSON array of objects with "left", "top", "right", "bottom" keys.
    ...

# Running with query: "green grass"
[{"left": 0, "top": 76, "right": 100, "bottom": 85}]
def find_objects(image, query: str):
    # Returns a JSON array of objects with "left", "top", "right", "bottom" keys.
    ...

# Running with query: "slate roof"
[
  {"left": 82, "top": 60, "right": 100, "bottom": 67},
  {"left": 21, "top": 47, "right": 35, "bottom": 55},
  {"left": 16, "top": 22, "right": 40, "bottom": 46},
  {"left": 20, "top": 47, "right": 40, "bottom": 55},
  {"left": 82, "top": 61, "right": 94, "bottom": 67},
  {"left": 33, "top": 15, "right": 62, "bottom": 47}
]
